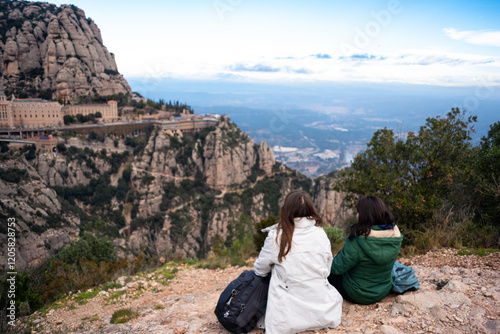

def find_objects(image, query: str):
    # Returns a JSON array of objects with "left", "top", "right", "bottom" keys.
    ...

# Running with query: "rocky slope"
[
  {"left": 313, "top": 171, "right": 353, "bottom": 225},
  {"left": 0, "top": 0, "right": 131, "bottom": 100},
  {"left": 0, "top": 116, "right": 348, "bottom": 269},
  {"left": 22, "top": 249, "right": 500, "bottom": 334}
]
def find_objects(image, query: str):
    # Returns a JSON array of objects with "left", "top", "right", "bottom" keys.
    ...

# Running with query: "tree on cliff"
[
  {"left": 475, "top": 121, "right": 500, "bottom": 224},
  {"left": 334, "top": 108, "right": 498, "bottom": 248}
]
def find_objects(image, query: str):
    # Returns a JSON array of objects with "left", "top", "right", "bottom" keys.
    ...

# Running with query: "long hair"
[
  {"left": 348, "top": 195, "right": 394, "bottom": 240},
  {"left": 277, "top": 189, "right": 323, "bottom": 262}
]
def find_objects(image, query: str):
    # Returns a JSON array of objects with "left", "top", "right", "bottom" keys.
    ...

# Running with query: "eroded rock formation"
[{"left": 0, "top": 1, "right": 131, "bottom": 100}]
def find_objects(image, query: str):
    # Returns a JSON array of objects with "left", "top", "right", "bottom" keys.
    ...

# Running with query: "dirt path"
[
  {"left": 26, "top": 249, "right": 499, "bottom": 334},
  {"left": 134, "top": 167, "right": 195, "bottom": 182}
]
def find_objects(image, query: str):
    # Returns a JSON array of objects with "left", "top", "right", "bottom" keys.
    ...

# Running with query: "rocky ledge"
[{"left": 22, "top": 248, "right": 499, "bottom": 334}]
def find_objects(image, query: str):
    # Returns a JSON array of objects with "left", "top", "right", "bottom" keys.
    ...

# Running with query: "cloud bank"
[{"left": 444, "top": 28, "right": 500, "bottom": 47}]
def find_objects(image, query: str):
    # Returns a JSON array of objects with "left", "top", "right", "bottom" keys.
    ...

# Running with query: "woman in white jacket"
[{"left": 254, "top": 189, "right": 342, "bottom": 334}]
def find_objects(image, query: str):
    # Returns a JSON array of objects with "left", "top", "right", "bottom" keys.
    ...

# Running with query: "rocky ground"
[{"left": 22, "top": 249, "right": 499, "bottom": 334}]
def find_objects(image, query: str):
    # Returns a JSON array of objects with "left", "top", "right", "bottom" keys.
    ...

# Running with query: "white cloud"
[
  {"left": 125, "top": 48, "right": 500, "bottom": 87},
  {"left": 443, "top": 28, "right": 500, "bottom": 47}
]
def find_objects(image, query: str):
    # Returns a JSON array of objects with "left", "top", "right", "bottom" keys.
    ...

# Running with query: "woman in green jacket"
[{"left": 328, "top": 195, "right": 403, "bottom": 305}]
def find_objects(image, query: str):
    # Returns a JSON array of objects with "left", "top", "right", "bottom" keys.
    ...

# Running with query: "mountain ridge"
[
  {"left": 0, "top": 0, "right": 131, "bottom": 100},
  {"left": 0, "top": 116, "right": 350, "bottom": 269}
]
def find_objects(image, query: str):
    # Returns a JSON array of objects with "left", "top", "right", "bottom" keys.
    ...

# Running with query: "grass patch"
[
  {"left": 456, "top": 248, "right": 500, "bottom": 256},
  {"left": 46, "top": 296, "right": 71, "bottom": 311},
  {"left": 50, "top": 301, "right": 67, "bottom": 310},
  {"left": 68, "top": 304, "right": 77, "bottom": 310},
  {"left": 75, "top": 290, "right": 99, "bottom": 304},
  {"left": 102, "top": 282, "right": 122, "bottom": 290},
  {"left": 154, "top": 266, "right": 179, "bottom": 285},
  {"left": 154, "top": 304, "right": 164, "bottom": 310},
  {"left": 82, "top": 315, "right": 99, "bottom": 322},
  {"left": 108, "top": 290, "right": 127, "bottom": 300},
  {"left": 110, "top": 308, "right": 138, "bottom": 324},
  {"left": 159, "top": 267, "right": 178, "bottom": 279},
  {"left": 196, "top": 258, "right": 229, "bottom": 270}
]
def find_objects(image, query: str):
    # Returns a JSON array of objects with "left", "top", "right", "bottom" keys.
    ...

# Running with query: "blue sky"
[{"left": 30, "top": 0, "right": 500, "bottom": 86}]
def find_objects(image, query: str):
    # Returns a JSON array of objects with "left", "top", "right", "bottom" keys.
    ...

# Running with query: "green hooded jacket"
[{"left": 330, "top": 225, "right": 403, "bottom": 305}]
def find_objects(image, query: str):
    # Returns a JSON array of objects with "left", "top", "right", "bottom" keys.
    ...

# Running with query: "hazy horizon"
[
  {"left": 126, "top": 78, "right": 499, "bottom": 176},
  {"left": 127, "top": 78, "right": 499, "bottom": 141}
]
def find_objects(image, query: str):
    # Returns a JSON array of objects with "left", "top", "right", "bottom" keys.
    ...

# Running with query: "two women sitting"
[{"left": 254, "top": 190, "right": 403, "bottom": 333}]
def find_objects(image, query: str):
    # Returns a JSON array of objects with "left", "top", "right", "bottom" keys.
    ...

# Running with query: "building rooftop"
[
  {"left": 63, "top": 103, "right": 112, "bottom": 107},
  {"left": 13, "top": 99, "right": 53, "bottom": 103}
]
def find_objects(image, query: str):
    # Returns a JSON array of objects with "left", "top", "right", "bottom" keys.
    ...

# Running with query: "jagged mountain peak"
[{"left": 0, "top": 0, "right": 131, "bottom": 100}]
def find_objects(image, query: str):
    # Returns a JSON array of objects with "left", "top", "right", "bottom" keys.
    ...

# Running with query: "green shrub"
[
  {"left": 200, "top": 234, "right": 256, "bottom": 269},
  {"left": 334, "top": 108, "right": 488, "bottom": 251},
  {"left": 56, "top": 143, "right": 67, "bottom": 152},
  {"left": 64, "top": 115, "right": 75, "bottom": 125},
  {"left": 253, "top": 215, "right": 278, "bottom": 251},
  {"left": 122, "top": 164, "right": 132, "bottom": 182},
  {"left": 324, "top": 226, "right": 345, "bottom": 255},
  {"left": 0, "top": 142, "right": 9, "bottom": 153},
  {"left": 110, "top": 308, "right": 137, "bottom": 324},
  {"left": 57, "top": 232, "right": 117, "bottom": 265},
  {"left": 24, "top": 144, "right": 36, "bottom": 160},
  {"left": 141, "top": 174, "right": 155, "bottom": 186},
  {"left": 475, "top": 121, "right": 500, "bottom": 226},
  {"left": 0, "top": 168, "right": 28, "bottom": 183}
]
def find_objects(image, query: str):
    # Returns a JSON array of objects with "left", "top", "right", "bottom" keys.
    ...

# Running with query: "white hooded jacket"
[{"left": 254, "top": 217, "right": 343, "bottom": 334}]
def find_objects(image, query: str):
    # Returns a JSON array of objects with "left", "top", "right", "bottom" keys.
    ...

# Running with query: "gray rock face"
[
  {"left": 35, "top": 151, "right": 110, "bottom": 187},
  {"left": 0, "top": 1, "right": 131, "bottom": 100},
  {"left": 129, "top": 118, "right": 278, "bottom": 258},
  {"left": 202, "top": 118, "right": 272, "bottom": 189},
  {"left": 312, "top": 174, "right": 353, "bottom": 226},
  {"left": 0, "top": 156, "right": 79, "bottom": 268},
  {"left": 0, "top": 119, "right": 350, "bottom": 269}
]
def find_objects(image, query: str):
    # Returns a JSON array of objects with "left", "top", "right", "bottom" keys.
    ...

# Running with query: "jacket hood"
[{"left": 355, "top": 225, "right": 403, "bottom": 265}]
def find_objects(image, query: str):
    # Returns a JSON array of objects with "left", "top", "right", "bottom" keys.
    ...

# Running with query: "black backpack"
[{"left": 214, "top": 270, "right": 271, "bottom": 333}]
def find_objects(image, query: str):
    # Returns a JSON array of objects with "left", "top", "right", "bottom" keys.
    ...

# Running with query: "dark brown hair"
[
  {"left": 348, "top": 195, "right": 394, "bottom": 240},
  {"left": 277, "top": 189, "right": 323, "bottom": 262}
]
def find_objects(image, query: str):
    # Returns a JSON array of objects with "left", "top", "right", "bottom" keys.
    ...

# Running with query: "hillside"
[
  {"left": 20, "top": 249, "right": 500, "bottom": 334},
  {"left": 0, "top": 116, "right": 350, "bottom": 269},
  {"left": 0, "top": 0, "right": 131, "bottom": 100}
]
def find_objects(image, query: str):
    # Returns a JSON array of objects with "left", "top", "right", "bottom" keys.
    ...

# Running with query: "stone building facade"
[
  {"left": 62, "top": 101, "right": 118, "bottom": 121},
  {"left": 0, "top": 91, "right": 62, "bottom": 128},
  {"left": 11, "top": 99, "right": 63, "bottom": 128},
  {"left": 0, "top": 90, "right": 12, "bottom": 128},
  {"left": 0, "top": 90, "right": 118, "bottom": 128}
]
